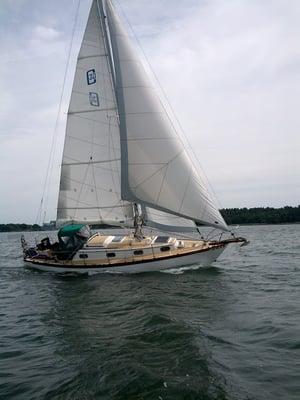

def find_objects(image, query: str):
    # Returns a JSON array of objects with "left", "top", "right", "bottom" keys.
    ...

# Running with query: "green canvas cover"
[{"left": 58, "top": 224, "right": 86, "bottom": 239}]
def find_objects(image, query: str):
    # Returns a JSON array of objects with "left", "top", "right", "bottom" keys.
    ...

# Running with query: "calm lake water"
[{"left": 0, "top": 225, "right": 299, "bottom": 400}]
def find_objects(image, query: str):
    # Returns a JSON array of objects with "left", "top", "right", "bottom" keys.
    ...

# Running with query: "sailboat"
[{"left": 22, "top": 0, "right": 247, "bottom": 274}]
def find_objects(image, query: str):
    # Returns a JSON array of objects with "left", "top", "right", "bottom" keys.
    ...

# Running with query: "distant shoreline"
[
  {"left": 220, "top": 206, "right": 299, "bottom": 226},
  {"left": 1, "top": 206, "right": 299, "bottom": 232}
]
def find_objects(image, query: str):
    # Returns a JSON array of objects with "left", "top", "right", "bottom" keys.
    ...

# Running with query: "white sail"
[
  {"left": 144, "top": 207, "right": 198, "bottom": 233},
  {"left": 105, "top": 0, "right": 228, "bottom": 231},
  {"left": 57, "top": 0, "right": 133, "bottom": 226}
]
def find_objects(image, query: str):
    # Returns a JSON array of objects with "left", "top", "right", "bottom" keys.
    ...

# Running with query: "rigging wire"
[{"left": 35, "top": 0, "right": 82, "bottom": 226}]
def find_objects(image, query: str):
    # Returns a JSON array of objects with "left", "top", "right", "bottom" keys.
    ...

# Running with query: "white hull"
[{"left": 24, "top": 246, "right": 226, "bottom": 275}]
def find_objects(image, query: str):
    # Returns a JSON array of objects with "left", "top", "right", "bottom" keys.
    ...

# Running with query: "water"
[{"left": 0, "top": 225, "right": 299, "bottom": 400}]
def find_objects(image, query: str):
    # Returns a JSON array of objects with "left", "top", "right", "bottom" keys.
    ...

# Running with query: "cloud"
[
  {"left": 32, "top": 25, "right": 62, "bottom": 41},
  {"left": 0, "top": 0, "right": 299, "bottom": 223},
  {"left": 0, "top": 5, "right": 73, "bottom": 223}
]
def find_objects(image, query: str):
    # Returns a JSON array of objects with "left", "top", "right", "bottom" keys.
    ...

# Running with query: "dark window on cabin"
[
  {"left": 134, "top": 250, "right": 144, "bottom": 256},
  {"left": 111, "top": 236, "right": 123, "bottom": 243},
  {"left": 160, "top": 246, "right": 171, "bottom": 252},
  {"left": 155, "top": 236, "right": 170, "bottom": 244},
  {"left": 79, "top": 254, "right": 88, "bottom": 259},
  {"left": 107, "top": 253, "right": 116, "bottom": 258}
]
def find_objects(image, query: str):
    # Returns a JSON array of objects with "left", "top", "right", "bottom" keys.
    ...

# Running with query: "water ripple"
[{"left": 0, "top": 225, "right": 299, "bottom": 399}]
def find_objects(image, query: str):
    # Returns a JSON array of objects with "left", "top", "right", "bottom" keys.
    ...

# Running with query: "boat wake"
[{"left": 161, "top": 264, "right": 202, "bottom": 275}]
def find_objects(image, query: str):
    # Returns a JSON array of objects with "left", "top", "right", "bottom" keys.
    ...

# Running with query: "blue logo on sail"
[
  {"left": 89, "top": 92, "right": 99, "bottom": 107},
  {"left": 87, "top": 69, "right": 96, "bottom": 85}
]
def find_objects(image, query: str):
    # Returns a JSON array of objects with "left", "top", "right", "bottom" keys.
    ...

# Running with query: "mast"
[
  {"left": 100, "top": 0, "right": 144, "bottom": 240},
  {"left": 104, "top": 0, "right": 130, "bottom": 207},
  {"left": 98, "top": 0, "right": 143, "bottom": 240},
  {"left": 133, "top": 203, "right": 144, "bottom": 240},
  {"left": 96, "top": 0, "right": 116, "bottom": 93}
]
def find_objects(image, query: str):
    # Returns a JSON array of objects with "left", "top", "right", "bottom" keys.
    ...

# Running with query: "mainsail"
[
  {"left": 57, "top": 0, "right": 132, "bottom": 226},
  {"left": 57, "top": 0, "right": 228, "bottom": 232}
]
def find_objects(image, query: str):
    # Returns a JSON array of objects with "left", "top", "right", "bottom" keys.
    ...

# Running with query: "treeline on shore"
[
  {"left": 220, "top": 206, "right": 300, "bottom": 225},
  {"left": 0, "top": 224, "right": 42, "bottom": 233},
  {"left": 0, "top": 206, "right": 299, "bottom": 232}
]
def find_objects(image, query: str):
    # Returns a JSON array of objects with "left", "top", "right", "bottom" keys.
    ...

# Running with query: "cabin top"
[{"left": 86, "top": 234, "right": 176, "bottom": 249}]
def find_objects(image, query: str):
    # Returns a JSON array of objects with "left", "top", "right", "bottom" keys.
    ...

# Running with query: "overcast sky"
[{"left": 0, "top": 0, "right": 299, "bottom": 224}]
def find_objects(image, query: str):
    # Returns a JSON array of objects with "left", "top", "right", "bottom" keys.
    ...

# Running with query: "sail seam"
[
  {"left": 91, "top": 162, "right": 103, "bottom": 221},
  {"left": 66, "top": 134, "right": 120, "bottom": 149},
  {"left": 59, "top": 193, "right": 122, "bottom": 209},
  {"left": 121, "top": 85, "right": 153, "bottom": 89},
  {"left": 101, "top": 200, "right": 126, "bottom": 219},
  {"left": 131, "top": 150, "right": 185, "bottom": 191},
  {"left": 128, "top": 162, "right": 166, "bottom": 166},
  {"left": 75, "top": 67, "right": 111, "bottom": 77},
  {"left": 71, "top": 90, "right": 114, "bottom": 102},
  {"left": 118, "top": 111, "right": 164, "bottom": 116},
  {"left": 68, "top": 114, "right": 119, "bottom": 125},
  {"left": 72, "top": 161, "right": 92, "bottom": 221},
  {"left": 76, "top": 63, "right": 110, "bottom": 73},
  {"left": 131, "top": 164, "right": 167, "bottom": 190},
  {"left": 61, "top": 176, "right": 120, "bottom": 194},
  {"left": 81, "top": 41, "right": 103, "bottom": 49},
  {"left": 63, "top": 162, "right": 120, "bottom": 174},
  {"left": 58, "top": 205, "right": 127, "bottom": 210},
  {"left": 156, "top": 164, "right": 169, "bottom": 205},
  {"left": 126, "top": 138, "right": 177, "bottom": 141},
  {"left": 179, "top": 170, "right": 192, "bottom": 214},
  {"left": 108, "top": 116, "right": 122, "bottom": 207},
  {"left": 62, "top": 158, "right": 120, "bottom": 166},
  {"left": 68, "top": 108, "right": 117, "bottom": 115},
  {"left": 78, "top": 54, "right": 108, "bottom": 60}
]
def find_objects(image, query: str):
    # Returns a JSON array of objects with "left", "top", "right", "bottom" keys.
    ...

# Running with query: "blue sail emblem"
[
  {"left": 87, "top": 69, "right": 96, "bottom": 85},
  {"left": 89, "top": 92, "right": 99, "bottom": 107}
]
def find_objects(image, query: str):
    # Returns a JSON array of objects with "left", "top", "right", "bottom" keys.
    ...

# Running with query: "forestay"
[{"left": 105, "top": 0, "right": 228, "bottom": 231}]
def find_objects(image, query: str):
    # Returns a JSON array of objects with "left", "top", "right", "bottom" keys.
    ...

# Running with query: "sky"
[{"left": 0, "top": 0, "right": 299, "bottom": 224}]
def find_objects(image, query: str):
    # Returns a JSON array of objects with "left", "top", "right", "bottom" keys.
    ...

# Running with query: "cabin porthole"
[
  {"left": 107, "top": 253, "right": 116, "bottom": 258},
  {"left": 160, "top": 246, "right": 170, "bottom": 252},
  {"left": 134, "top": 250, "right": 143, "bottom": 256},
  {"left": 79, "top": 254, "right": 88, "bottom": 259}
]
